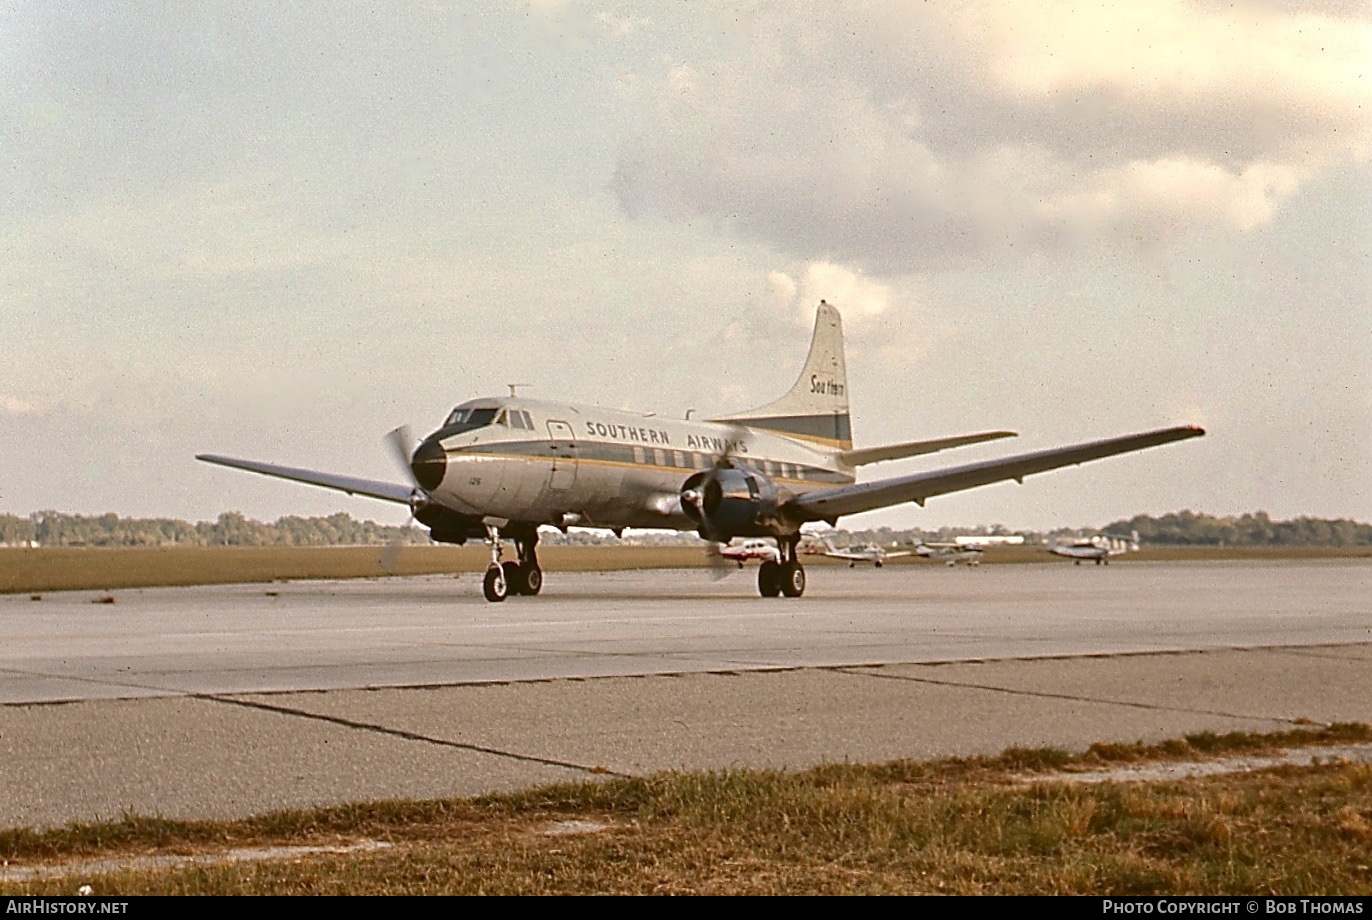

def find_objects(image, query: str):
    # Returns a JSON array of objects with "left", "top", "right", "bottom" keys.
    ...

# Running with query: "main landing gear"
[
  {"left": 756, "top": 536, "right": 805, "bottom": 598},
  {"left": 482, "top": 524, "right": 543, "bottom": 603}
]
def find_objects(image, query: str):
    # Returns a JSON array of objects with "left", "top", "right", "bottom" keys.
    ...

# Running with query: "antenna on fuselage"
[{"left": 506, "top": 383, "right": 531, "bottom": 397}]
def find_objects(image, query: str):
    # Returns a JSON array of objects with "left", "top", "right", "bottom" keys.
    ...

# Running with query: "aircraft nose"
[{"left": 411, "top": 439, "right": 447, "bottom": 491}]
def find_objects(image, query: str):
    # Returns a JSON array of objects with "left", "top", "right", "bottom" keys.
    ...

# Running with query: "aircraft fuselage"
[{"left": 417, "top": 396, "right": 854, "bottom": 535}]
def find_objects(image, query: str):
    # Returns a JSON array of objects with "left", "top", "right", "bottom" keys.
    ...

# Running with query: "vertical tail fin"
[{"left": 713, "top": 301, "right": 852, "bottom": 450}]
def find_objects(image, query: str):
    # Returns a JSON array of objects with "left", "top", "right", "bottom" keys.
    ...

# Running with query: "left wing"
[
  {"left": 196, "top": 454, "right": 417, "bottom": 505},
  {"left": 788, "top": 425, "right": 1204, "bottom": 522}
]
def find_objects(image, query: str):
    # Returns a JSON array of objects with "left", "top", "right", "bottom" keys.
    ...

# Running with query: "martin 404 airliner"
[{"left": 199, "top": 302, "right": 1204, "bottom": 602}]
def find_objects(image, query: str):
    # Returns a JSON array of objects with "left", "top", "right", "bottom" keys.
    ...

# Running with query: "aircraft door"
[{"left": 547, "top": 420, "right": 578, "bottom": 490}]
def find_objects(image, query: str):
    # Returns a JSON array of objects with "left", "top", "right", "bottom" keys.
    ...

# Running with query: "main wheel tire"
[
  {"left": 757, "top": 560, "right": 782, "bottom": 597},
  {"left": 780, "top": 561, "right": 806, "bottom": 597},
  {"left": 482, "top": 565, "right": 508, "bottom": 603},
  {"left": 502, "top": 561, "right": 525, "bottom": 595},
  {"left": 523, "top": 564, "right": 543, "bottom": 596}
]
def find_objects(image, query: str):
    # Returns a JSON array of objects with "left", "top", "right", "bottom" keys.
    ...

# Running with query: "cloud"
[
  {"left": 770, "top": 262, "right": 893, "bottom": 331},
  {"left": 0, "top": 395, "right": 39, "bottom": 416},
  {"left": 595, "top": 11, "right": 650, "bottom": 36},
  {"left": 762, "top": 261, "right": 946, "bottom": 371},
  {"left": 612, "top": 2, "right": 1372, "bottom": 270}
]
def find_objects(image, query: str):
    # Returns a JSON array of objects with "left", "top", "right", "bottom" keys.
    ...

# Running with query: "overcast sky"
[{"left": 3, "top": 1, "right": 1369, "bottom": 532}]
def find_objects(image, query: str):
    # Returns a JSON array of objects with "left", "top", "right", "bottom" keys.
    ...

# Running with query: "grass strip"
[{"left": 3, "top": 725, "right": 1369, "bottom": 895}]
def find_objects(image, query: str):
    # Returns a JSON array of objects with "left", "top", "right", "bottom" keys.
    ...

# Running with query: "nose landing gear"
[{"left": 482, "top": 523, "right": 544, "bottom": 602}]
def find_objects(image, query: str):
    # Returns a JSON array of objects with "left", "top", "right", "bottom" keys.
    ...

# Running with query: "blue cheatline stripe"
[{"left": 450, "top": 440, "right": 852, "bottom": 484}]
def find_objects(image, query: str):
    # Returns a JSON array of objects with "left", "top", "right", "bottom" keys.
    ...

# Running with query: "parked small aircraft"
[
  {"left": 821, "top": 538, "right": 912, "bottom": 568},
  {"left": 1049, "top": 531, "right": 1140, "bottom": 564},
  {"left": 910, "top": 541, "right": 985, "bottom": 567},
  {"left": 718, "top": 538, "right": 782, "bottom": 568},
  {"left": 199, "top": 302, "right": 1203, "bottom": 601}
]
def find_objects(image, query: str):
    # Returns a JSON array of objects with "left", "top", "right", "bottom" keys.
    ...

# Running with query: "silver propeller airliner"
[{"left": 198, "top": 302, "right": 1204, "bottom": 602}]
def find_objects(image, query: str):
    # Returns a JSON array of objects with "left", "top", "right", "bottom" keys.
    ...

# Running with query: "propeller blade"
[
  {"left": 689, "top": 422, "right": 750, "bottom": 578},
  {"left": 379, "top": 425, "right": 426, "bottom": 575},
  {"left": 710, "top": 422, "right": 748, "bottom": 469},
  {"left": 385, "top": 425, "right": 418, "bottom": 486},
  {"left": 377, "top": 508, "right": 417, "bottom": 574},
  {"left": 704, "top": 541, "right": 732, "bottom": 581}
]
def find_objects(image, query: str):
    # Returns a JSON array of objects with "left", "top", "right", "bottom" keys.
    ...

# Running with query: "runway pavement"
[{"left": 2, "top": 559, "right": 1369, "bottom": 830}]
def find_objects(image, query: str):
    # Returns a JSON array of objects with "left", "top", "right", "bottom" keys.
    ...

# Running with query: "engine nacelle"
[
  {"left": 680, "top": 467, "right": 781, "bottom": 541},
  {"left": 415, "top": 504, "right": 480, "bottom": 545}
]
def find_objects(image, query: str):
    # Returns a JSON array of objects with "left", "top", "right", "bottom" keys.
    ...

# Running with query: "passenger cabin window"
[{"left": 495, "top": 410, "right": 509, "bottom": 427}]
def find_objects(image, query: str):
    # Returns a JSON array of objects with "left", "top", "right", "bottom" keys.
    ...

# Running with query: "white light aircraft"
[
  {"left": 198, "top": 302, "right": 1204, "bottom": 602},
  {"left": 821, "top": 538, "right": 913, "bottom": 568},
  {"left": 718, "top": 539, "right": 783, "bottom": 568},
  {"left": 1048, "top": 531, "right": 1140, "bottom": 564},
  {"left": 954, "top": 535, "right": 1024, "bottom": 547},
  {"left": 910, "top": 541, "right": 985, "bottom": 567}
]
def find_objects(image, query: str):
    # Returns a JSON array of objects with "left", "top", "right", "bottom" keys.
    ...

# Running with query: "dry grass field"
[
  {"left": 2, "top": 726, "right": 1370, "bottom": 895},
  {"left": 3, "top": 543, "right": 1369, "bottom": 594},
  {"left": 0, "top": 544, "right": 698, "bottom": 594}
]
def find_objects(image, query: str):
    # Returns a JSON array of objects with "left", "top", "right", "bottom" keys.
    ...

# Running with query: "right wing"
[
  {"left": 196, "top": 454, "right": 416, "bottom": 505},
  {"left": 789, "top": 425, "right": 1204, "bottom": 523}
]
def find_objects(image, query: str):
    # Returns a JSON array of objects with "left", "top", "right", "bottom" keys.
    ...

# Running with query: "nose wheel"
[{"left": 483, "top": 564, "right": 508, "bottom": 602}]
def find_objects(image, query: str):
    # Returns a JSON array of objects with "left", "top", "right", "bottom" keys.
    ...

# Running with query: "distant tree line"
[
  {"left": 0, "top": 511, "right": 426, "bottom": 548},
  {"left": 0, "top": 509, "right": 1368, "bottom": 549},
  {"left": 1099, "top": 510, "right": 1372, "bottom": 547}
]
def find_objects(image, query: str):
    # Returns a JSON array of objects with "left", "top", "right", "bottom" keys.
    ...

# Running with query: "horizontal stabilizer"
[
  {"left": 838, "top": 430, "right": 1017, "bottom": 467},
  {"left": 196, "top": 454, "right": 416, "bottom": 505}
]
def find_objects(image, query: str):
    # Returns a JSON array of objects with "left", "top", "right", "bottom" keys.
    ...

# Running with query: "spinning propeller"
[
  {"left": 379, "top": 425, "right": 427, "bottom": 573},
  {"left": 679, "top": 425, "right": 751, "bottom": 580}
]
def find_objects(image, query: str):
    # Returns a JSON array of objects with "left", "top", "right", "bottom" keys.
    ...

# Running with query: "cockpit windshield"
[{"left": 441, "top": 406, "right": 499, "bottom": 433}]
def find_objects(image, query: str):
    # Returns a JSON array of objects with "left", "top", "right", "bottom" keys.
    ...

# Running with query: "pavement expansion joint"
[
  {"left": 1257, "top": 645, "right": 1372, "bottom": 663},
  {"left": 199, "top": 692, "right": 633, "bottom": 778},
  {"left": 829, "top": 665, "right": 1310, "bottom": 728}
]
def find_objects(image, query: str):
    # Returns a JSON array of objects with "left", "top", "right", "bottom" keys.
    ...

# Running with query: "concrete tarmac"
[{"left": 2, "top": 560, "right": 1369, "bottom": 830}]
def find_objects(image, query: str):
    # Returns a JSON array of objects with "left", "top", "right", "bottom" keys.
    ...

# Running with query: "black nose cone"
[{"left": 411, "top": 439, "right": 447, "bottom": 491}]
